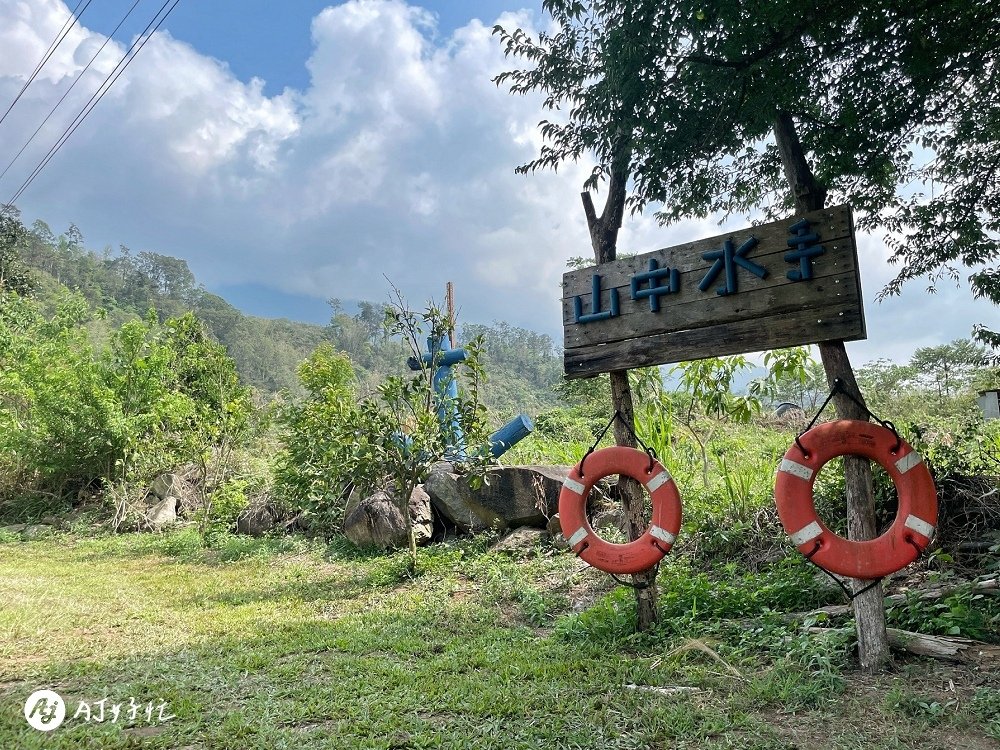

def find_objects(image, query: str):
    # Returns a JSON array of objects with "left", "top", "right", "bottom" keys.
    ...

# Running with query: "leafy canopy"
[{"left": 495, "top": 0, "right": 1000, "bottom": 342}]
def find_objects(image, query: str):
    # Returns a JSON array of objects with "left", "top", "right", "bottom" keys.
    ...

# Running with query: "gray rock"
[
  {"left": 149, "top": 473, "right": 198, "bottom": 516},
  {"left": 424, "top": 469, "right": 494, "bottom": 533},
  {"left": 490, "top": 527, "right": 548, "bottom": 555},
  {"left": 21, "top": 524, "right": 55, "bottom": 539},
  {"left": 237, "top": 505, "right": 275, "bottom": 537},
  {"left": 145, "top": 496, "right": 177, "bottom": 531},
  {"left": 471, "top": 466, "right": 571, "bottom": 528},
  {"left": 150, "top": 473, "right": 180, "bottom": 500},
  {"left": 426, "top": 465, "right": 576, "bottom": 533},
  {"left": 343, "top": 487, "right": 433, "bottom": 550},
  {"left": 545, "top": 514, "right": 570, "bottom": 550},
  {"left": 409, "top": 485, "right": 433, "bottom": 543},
  {"left": 1, "top": 524, "right": 26, "bottom": 535},
  {"left": 592, "top": 509, "right": 628, "bottom": 535}
]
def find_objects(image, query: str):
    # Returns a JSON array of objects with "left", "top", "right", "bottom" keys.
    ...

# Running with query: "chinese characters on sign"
[
  {"left": 572, "top": 218, "right": 828, "bottom": 323},
  {"left": 562, "top": 205, "right": 865, "bottom": 378}
]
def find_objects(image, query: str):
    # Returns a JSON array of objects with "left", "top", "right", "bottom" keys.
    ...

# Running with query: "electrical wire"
[
  {"left": 8, "top": 0, "right": 182, "bottom": 206},
  {"left": 0, "top": 0, "right": 146, "bottom": 183},
  {"left": 0, "top": 0, "right": 94, "bottom": 129}
]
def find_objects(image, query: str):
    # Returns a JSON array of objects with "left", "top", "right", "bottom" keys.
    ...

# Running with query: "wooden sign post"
[{"left": 562, "top": 205, "right": 865, "bottom": 377}]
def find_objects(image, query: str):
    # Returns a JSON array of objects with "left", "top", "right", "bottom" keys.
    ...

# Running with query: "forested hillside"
[{"left": 0, "top": 208, "right": 562, "bottom": 410}]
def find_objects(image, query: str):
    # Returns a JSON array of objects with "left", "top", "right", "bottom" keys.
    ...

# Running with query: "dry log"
[
  {"left": 807, "top": 626, "right": 1000, "bottom": 663},
  {"left": 789, "top": 577, "right": 999, "bottom": 621}
]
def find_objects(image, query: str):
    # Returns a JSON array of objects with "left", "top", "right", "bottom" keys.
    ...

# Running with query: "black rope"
[
  {"left": 796, "top": 379, "right": 902, "bottom": 456},
  {"left": 579, "top": 410, "right": 658, "bottom": 477},
  {"left": 609, "top": 561, "right": 660, "bottom": 589},
  {"left": 801, "top": 542, "right": 884, "bottom": 600}
]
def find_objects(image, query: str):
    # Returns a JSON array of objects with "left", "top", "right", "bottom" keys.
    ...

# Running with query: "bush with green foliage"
[
  {"left": 275, "top": 300, "right": 496, "bottom": 566},
  {"left": 273, "top": 343, "right": 360, "bottom": 531},
  {"left": 0, "top": 290, "right": 253, "bottom": 525}
]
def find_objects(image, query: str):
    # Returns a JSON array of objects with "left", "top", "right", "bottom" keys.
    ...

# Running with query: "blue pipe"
[
  {"left": 404, "top": 335, "right": 534, "bottom": 460},
  {"left": 490, "top": 413, "right": 534, "bottom": 458}
]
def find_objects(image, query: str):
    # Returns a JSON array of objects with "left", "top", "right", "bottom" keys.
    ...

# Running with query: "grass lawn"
[{"left": 1, "top": 527, "right": 998, "bottom": 749}]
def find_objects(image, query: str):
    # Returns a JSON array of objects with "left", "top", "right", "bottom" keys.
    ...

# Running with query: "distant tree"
[
  {"left": 0, "top": 207, "right": 33, "bottom": 295},
  {"left": 909, "top": 339, "right": 986, "bottom": 400}
]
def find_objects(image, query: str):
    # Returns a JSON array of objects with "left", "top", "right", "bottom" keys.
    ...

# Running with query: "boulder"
[
  {"left": 471, "top": 465, "right": 572, "bottom": 528},
  {"left": 237, "top": 505, "right": 275, "bottom": 537},
  {"left": 592, "top": 509, "right": 628, "bottom": 536},
  {"left": 409, "top": 485, "right": 434, "bottom": 543},
  {"left": 426, "top": 465, "right": 578, "bottom": 532},
  {"left": 21, "top": 523, "right": 55, "bottom": 540},
  {"left": 424, "top": 467, "right": 495, "bottom": 533},
  {"left": 343, "top": 487, "right": 433, "bottom": 550},
  {"left": 149, "top": 472, "right": 199, "bottom": 517},
  {"left": 144, "top": 496, "right": 177, "bottom": 531},
  {"left": 546, "top": 514, "right": 569, "bottom": 549}
]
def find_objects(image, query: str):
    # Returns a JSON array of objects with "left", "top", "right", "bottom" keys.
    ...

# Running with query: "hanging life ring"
[
  {"left": 558, "top": 446, "right": 682, "bottom": 575},
  {"left": 774, "top": 420, "right": 937, "bottom": 580}
]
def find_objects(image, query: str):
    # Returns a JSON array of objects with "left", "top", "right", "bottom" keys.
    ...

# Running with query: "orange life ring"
[
  {"left": 559, "top": 446, "right": 682, "bottom": 575},
  {"left": 774, "top": 420, "right": 937, "bottom": 580}
]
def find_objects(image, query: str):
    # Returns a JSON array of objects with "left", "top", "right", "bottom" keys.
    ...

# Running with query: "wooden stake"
[
  {"left": 446, "top": 281, "right": 455, "bottom": 348},
  {"left": 773, "top": 110, "right": 890, "bottom": 673},
  {"left": 581, "top": 161, "right": 659, "bottom": 631}
]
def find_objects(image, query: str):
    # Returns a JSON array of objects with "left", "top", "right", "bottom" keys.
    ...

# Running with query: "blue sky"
[
  {"left": 82, "top": 1, "right": 532, "bottom": 96},
  {"left": 0, "top": 0, "right": 996, "bottom": 366}
]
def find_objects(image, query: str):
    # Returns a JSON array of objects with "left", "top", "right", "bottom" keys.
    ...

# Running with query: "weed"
[
  {"left": 886, "top": 584, "right": 1000, "bottom": 641},
  {"left": 883, "top": 685, "right": 957, "bottom": 726}
]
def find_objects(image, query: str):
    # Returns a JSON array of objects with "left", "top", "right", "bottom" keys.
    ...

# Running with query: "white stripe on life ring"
[
  {"left": 567, "top": 527, "right": 588, "bottom": 547},
  {"left": 904, "top": 514, "right": 935, "bottom": 539},
  {"left": 650, "top": 525, "right": 675, "bottom": 545},
  {"left": 779, "top": 459, "right": 814, "bottom": 481},
  {"left": 645, "top": 470, "right": 672, "bottom": 493},
  {"left": 790, "top": 521, "right": 823, "bottom": 546},
  {"left": 895, "top": 451, "right": 924, "bottom": 474},
  {"left": 562, "top": 477, "right": 586, "bottom": 496}
]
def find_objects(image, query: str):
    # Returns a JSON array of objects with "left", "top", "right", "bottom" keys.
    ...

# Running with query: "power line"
[
  {"left": 0, "top": 0, "right": 146, "bottom": 183},
  {"left": 0, "top": 0, "right": 94, "bottom": 129},
  {"left": 8, "top": 0, "right": 182, "bottom": 206}
]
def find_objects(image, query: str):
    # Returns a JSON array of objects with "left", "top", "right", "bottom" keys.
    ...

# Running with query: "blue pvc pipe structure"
[
  {"left": 407, "top": 334, "right": 533, "bottom": 460},
  {"left": 490, "top": 414, "right": 534, "bottom": 458}
]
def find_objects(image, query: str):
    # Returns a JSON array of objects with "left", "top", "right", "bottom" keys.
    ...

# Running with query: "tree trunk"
[
  {"left": 773, "top": 111, "right": 890, "bottom": 672},
  {"left": 581, "top": 161, "right": 659, "bottom": 631}
]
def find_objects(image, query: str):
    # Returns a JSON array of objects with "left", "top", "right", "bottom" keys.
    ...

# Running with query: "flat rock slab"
[
  {"left": 426, "top": 465, "right": 572, "bottom": 531},
  {"left": 472, "top": 465, "right": 571, "bottom": 528}
]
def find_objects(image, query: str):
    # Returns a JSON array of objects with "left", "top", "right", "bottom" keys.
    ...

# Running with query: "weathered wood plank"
[
  {"left": 563, "top": 266, "right": 862, "bottom": 348},
  {"left": 564, "top": 298, "right": 865, "bottom": 379},
  {"left": 562, "top": 204, "right": 853, "bottom": 298},
  {"left": 561, "top": 204, "right": 865, "bottom": 377}
]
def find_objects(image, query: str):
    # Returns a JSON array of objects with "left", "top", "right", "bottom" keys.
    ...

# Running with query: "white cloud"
[{"left": 0, "top": 0, "right": 995, "bottom": 367}]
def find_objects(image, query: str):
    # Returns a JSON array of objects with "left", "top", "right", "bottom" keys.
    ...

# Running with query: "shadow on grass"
[{"left": 0, "top": 598, "right": 589, "bottom": 750}]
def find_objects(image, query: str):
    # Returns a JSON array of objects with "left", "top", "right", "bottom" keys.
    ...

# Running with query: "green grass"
[{"left": 1, "top": 528, "right": 998, "bottom": 749}]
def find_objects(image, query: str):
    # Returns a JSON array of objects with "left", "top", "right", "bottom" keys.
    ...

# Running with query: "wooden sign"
[{"left": 562, "top": 204, "right": 865, "bottom": 378}]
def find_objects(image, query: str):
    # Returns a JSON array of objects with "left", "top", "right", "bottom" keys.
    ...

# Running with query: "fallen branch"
[
  {"left": 806, "top": 626, "right": 1000, "bottom": 663},
  {"left": 788, "top": 577, "right": 998, "bottom": 621}
]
